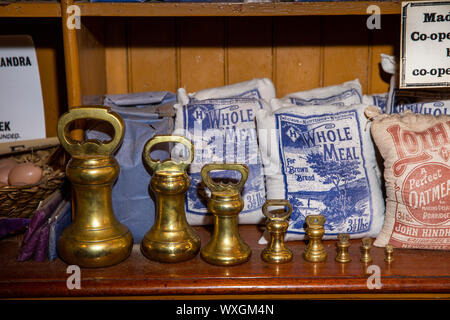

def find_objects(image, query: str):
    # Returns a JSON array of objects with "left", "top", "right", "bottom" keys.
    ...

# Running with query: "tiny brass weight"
[
  {"left": 385, "top": 244, "right": 394, "bottom": 263},
  {"left": 141, "top": 135, "right": 200, "bottom": 263},
  {"left": 360, "top": 238, "right": 373, "bottom": 263},
  {"left": 335, "top": 233, "right": 351, "bottom": 263},
  {"left": 200, "top": 163, "right": 251, "bottom": 266},
  {"left": 57, "top": 107, "right": 133, "bottom": 268},
  {"left": 303, "top": 214, "right": 327, "bottom": 263},
  {"left": 261, "top": 200, "right": 293, "bottom": 264}
]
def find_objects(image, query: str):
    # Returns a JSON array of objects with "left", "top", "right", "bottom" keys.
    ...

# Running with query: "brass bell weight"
[
  {"left": 141, "top": 135, "right": 200, "bottom": 263},
  {"left": 261, "top": 200, "right": 293, "bottom": 264},
  {"left": 200, "top": 163, "right": 251, "bottom": 266},
  {"left": 56, "top": 107, "right": 133, "bottom": 268},
  {"left": 303, "top": 214, "right": 327, "bottom": 263}
]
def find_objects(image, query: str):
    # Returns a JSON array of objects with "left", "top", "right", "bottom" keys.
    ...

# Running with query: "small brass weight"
[
  {"left": 335, "top": 233, "right": 351, "bottom": 263},
  {"left": 141, "top": 135, "right": 200, "bottom": 263},
  {"left": 200, "top": 163, "right": 251, "bottom": 266},
  {"left": 261, "top": 200, "right": 293, "bottom": 264},
  {"left": 57, "top": 107, "right": 133, "bottom": 268},
  {"left": 303, "top": 214, "right": 327, "bottom": 263}
]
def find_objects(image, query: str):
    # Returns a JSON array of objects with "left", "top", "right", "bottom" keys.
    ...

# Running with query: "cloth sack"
[
  {"left": 180, "top": 78, "right": 276, "bottom": 103},
  {"left": 174, "top": 90, "right": 270, "bottom": 225},
  {"left": 367, "top": 109, "right": 450, "bottom": 250},
  {"left": 86, "top": 113, "right": 171, "bottom": 243},
  {"left": 48, "top": 200, "right": 71, "bottom": 261},
  {"left": 278, "top": 79, "right": 363, "bottom": 108},
  {"left": 17, "top": 191, "right": 64, "bottom": 262},
  {"left": 363, "top": 93, "right": 388, "bottom": 114},
  {"left": 257, "top": 100, "right": 385, "bottom": 242}
]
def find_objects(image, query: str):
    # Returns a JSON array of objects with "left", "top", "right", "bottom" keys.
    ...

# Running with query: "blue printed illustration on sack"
[
  {"left": 275, "top": 111, "right": 373, "bottom": 235},
  {"left": 183, "top": 98, "right": 266, "bottom": 215},
  {"left": 288, "top": 88, "right": 362, "bottom": 107}
]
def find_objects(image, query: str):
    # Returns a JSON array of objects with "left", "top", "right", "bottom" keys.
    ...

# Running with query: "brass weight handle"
[
  {"left": 143, "top": 135, "right": 194, "bottom": 172},
  {"left": 201, "top": 163, "right": 249, "bottom": 193},
  {"left": 262, "top": 199, "right": 293, "bottom": 221},
  {"left": 57, "top": 106, "right": 124, "bottom": 156}
]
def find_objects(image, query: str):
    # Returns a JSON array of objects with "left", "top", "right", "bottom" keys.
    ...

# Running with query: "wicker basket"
[{"left": 0, "top": 147, "right": 66, "bottom": 218}]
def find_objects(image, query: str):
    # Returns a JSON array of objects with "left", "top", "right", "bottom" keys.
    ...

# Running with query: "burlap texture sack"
[{"left": 368, "top": 108, "right": 450, "bottom": 250}]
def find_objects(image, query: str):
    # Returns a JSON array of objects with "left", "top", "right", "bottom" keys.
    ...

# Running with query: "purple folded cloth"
[
  {"left": 0, "top": 218, "right": 30, "bottom": 239},
  {"left": 17, "top": 191, "right": 63, "bottom": 262}
]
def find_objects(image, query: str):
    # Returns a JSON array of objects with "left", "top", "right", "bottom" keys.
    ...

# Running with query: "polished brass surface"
[
  {"left": 200, "top": 163, "right": 251, "bottom": 266},
  {"left": 57, "top": 106, "right": 133, "bottom": 268},
  {"left": 335, "top": 233, "right": 351, "bottom": 263},
  {"left": 261, "top": 199, "right": 293, "bottom": 264},
  {"left": 303, "top": 214, "right": 327, "bottom": 263},
  {"left": 360, "top": 238, "right": 373, "bottom": 263},
  {"left": 385, "top": 244, "right": 394, "bottom": 263},
  {"left": 140, "top": 135, "right": 200, "bottom": 263}
]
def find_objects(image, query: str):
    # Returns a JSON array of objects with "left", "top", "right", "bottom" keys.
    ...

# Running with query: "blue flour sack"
[
  {"left": 174, "top": 92, "right": 270, "bottom": 225},
  {"left": 86, "top": 115, "right": 171, "bottom": 243},
  {"left": 279, "top": 79, "right": 363, "bottom": 108},
  {"left": 257, "top": 100, "right": 385, "bottom": 242}
]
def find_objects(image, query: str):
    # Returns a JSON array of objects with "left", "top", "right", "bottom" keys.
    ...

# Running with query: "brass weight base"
[
  {"left": 201, "top": 244, "right": 251, "bottom": 266},
  {"left": 141, "top": 230, "right": 200, "bottom": 263},
  {"left": 58, "top": 225, "right": 133, "bottom": 268},
  {"left": 261, "top": 248, "right": 293, "bottom": 264}
]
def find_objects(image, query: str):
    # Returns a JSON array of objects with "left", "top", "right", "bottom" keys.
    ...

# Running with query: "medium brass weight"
[
  {"left": 200, "top": 163, "right": 251, "bottom": 266},
  {"left": 56, "top": 107, "right": 133, "bottom": 268},
  {"left": 261, "top": 199, "right": 293, "bottom": 264},
  {"left": 303, "top": 214, "right": 327, "bottom": 263},
  {"left": 141, "top": 135, "right": 200, "bottom": 263}
]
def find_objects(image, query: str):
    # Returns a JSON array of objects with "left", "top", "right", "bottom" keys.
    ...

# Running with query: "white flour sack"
[
  {"left": 257, "top": 102, "right": 385, "bottom": 242},
  {"left": 278, "top": 79, "right": 363, "bottom": 109},
  {"left": 173, "top": 89, "right": 270, "bottom": 225},
  {"left": 367, "top": 109, "right": 450, "bottom": 250},
  {"left": 363, "top": 93, "right": 388, "bottom": 114},
  {"left": 179, "top": 78, "right": 276, "bottom": 104}
]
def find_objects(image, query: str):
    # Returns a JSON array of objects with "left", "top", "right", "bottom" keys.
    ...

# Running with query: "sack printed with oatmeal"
[
  {"left": 367, "top": 108, "right": 450, "bottom": 250},
  {"left": 174, "top": 86, "right": 271, "bottom": 225},
  {"left": 257, "top": 100, "right": 385, "bottom": 243}
]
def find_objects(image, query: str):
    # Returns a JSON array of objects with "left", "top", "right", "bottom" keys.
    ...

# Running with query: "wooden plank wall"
[{"left": 103, "top": 15, "right": 400, "bottom": 97}]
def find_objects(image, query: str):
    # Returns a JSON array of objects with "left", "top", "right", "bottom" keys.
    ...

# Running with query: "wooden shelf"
[
  {"left": 1, "top": 225, "right": 449, "bottom": 299},
  {"left": 0, "top": 1, "right": 61, "bottom": 17},
  {"left": 75, "top": 1, "right": 402, "bottom": 17}
]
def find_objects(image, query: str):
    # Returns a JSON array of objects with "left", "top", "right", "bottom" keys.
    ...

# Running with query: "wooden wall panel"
[
  {"left": 105, "top": 18, "right": 128, "bottom": 94},
  {"left": 77, "top": 17, "right": 107, "bottom": 105},
  {"left": 274, "top": 16, "right": 322, "bottom": 97},
  {"left": 178, "top": 18, "right": 225, "bottom": 93},
  {"left": 321, "top": 16, "right": 370, "bottom": 93},
  {"left": 227, "top": 17, "right": 273, "bottom": 85},
  {"left": 368, "top": 15, "right": 399, "bottom": 94},
  {"left": 100, "top": 16, "right": 395, "bottom": 99},
  {"left": 129, "top": 18, "right": 177, "bottom": 93}
]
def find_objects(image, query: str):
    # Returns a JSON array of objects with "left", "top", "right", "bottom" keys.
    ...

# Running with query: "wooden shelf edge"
[
  {"left": 75, "top": 1, "right": 402, "bottom": 17},
  {"left": 0, "top": 2, "right": 61, "bottom": 17}
]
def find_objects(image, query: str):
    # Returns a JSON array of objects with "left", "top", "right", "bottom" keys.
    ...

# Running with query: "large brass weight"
[
  {"left": 140, "top": 135, "right": 200, "bottom": 263},
  {"left": 56, "top": 106, "right": 133, "bottom": 268}
]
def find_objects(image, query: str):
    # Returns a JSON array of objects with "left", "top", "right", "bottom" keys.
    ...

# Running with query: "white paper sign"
[
  {"left": 0, "top": 35, "right": 46, "bottom": 143},
  {"left": 400, "top": 1, "right": 450, "bottom": 88}
]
